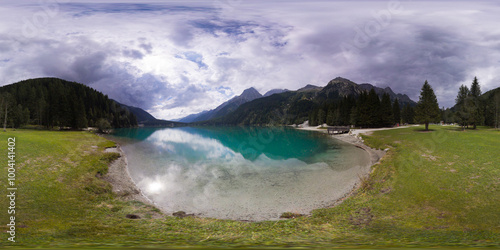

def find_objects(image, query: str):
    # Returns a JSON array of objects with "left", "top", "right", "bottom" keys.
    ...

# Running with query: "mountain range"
[
  {"left": 111, "top": 77, "right": 418, "bottom": 127},
  {"left": 177, "top": 88, "right": 288, "bottom": 123},
  {"left": 177, "top": 77, "right": 415, "bottom": 125}
]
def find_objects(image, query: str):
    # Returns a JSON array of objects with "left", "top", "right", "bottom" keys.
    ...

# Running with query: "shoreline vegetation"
[{"left": 1, "top": 125, "right": 498, "bottom": 248}]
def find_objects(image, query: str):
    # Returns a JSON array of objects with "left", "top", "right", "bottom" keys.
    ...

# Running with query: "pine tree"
[
  {"left": 379, "top": 93, "right": 394, "bottom": 127},
  {"left": 317, "top": 108, "right": 326, "bottom": 126},
  {"left": 442, "top": 108, "right": 455, "bottom": 124},
  {"left": 401, "top": 104, "right": 414, "bottom": 124},
  {"left": 349, "top": 107, "right": 358, "bottom": 126},
  {"left": 356, "top": 92, "right": 370, "bottom": 127},
  {"left": 469, "top": 77, "right": 483, "bottom": 129},
  {"left": 309, "top": 109, "right": 318, "bottom": 126},
  {"left": 415, "top": 80, "right": 440, "bottom": 131},
  {"left": 455, "top": 84, "right": 470, "bottom": 130},
  {"left": 470, "top": 77, "right": 481, "bottom": 97},
  {"left": 367, "top": 89, "right": 381, "bottom": 127},
  {"left": 326, "top": 104, "right": 335, "bottom": 125},
  {"left": 0, "top": 93, "right": 13, "bottom": 131},
  {"left": 392, "top": 98, "right": 401, "bottom": 125}
]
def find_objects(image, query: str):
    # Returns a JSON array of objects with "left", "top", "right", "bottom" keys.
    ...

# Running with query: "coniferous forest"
[
  {"left": 0, "top": 78, "right": 137, "bottom": 129},
  {"left": 307, "top": 90, "right": 412, "bottom": 128}
]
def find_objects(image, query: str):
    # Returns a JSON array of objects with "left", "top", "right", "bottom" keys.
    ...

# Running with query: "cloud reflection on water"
[{"left": 117, "top": 127, "right": 370, "bottom": 220}]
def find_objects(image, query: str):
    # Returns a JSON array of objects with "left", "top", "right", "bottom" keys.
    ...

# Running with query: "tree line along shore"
[
  {"left": 309, "top": 77, "right": 499, "bottom": 131},
  {"left": 0, "top": 77, "right": 499, "bottom": 131}
]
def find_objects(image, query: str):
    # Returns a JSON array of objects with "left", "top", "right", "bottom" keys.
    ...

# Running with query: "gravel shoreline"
[
  {"left": 294, "top": 125, "right": 395, "bottom": 209},
  {"left": 295, "top": 126, "right": 390, "bottom": 166},
  {"left": 102, "top": 145, "right": 155, "bottom": 206}
]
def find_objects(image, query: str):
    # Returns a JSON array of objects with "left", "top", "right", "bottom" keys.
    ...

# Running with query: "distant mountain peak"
[
  {"left": 240, "top": 87, "right": 262, "bottom": 99},
  {"left": 332, "top": 76, "right": 352, "bottom": 82},
  {"left": 178, "top": 86, "right": 262, "bottom": 123},
  {"left": 358, "top": 82, "right": 415, "bottom": 105},
  {"left": 384, "top": 86, "right": 394, "bottom": 93},
  {"left": 298, "top": 84, "right": 322, "bottom": 92},
  {"left": 328, "top": 77, "right": 358, "bottom": 86},
  {"left": 264, "top": 88, "right": 288, "bottom": 97}
]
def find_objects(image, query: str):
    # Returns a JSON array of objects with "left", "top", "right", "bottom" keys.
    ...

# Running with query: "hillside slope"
[
  {"left": 0, "top": 78, "right": 137, "bottom": 129},
  {"left": 179, "top": 87, "right": 262, "bottom": 123}
]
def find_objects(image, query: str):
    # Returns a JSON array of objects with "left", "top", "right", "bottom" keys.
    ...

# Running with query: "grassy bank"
[{"left": 0, "top": 126, "right": 498, "bottom": 248}]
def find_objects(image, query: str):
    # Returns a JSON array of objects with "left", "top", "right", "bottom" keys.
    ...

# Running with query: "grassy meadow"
[{"left": 0, "top": 126, "right": 499, "bottom": 248}]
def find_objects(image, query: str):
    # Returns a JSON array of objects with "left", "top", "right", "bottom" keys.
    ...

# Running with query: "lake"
[{"left": 109, "top": 126, "right": 370, "bottom": 221}]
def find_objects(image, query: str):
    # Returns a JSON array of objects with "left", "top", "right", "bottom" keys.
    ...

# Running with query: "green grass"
[{"left": 0, "top": 126, "right": 499, "bottom": 248}]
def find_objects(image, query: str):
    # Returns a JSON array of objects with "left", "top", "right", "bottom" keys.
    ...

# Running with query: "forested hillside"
[
  {"left": 481, "top": 87, "right": 500, "bottom": 128},
  {"left": 0, "top": 78, "right": 137, "bottom": 129},
  {"left": 443, "top": 78, "right": 500, "bottom": 129},
  {"left": 179, "top": 87, "right": 262, "bottom": 123},
  {"left": 202, "top": 77, "right": 416, "bottom": 127}
]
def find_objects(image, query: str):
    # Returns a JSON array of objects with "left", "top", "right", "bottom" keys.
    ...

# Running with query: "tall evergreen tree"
[
  {"left": 349, "top": 107, "right": 358, "bottom": 126},
  {"left": 415, "top": 80, "right": 440, "bottom": 131},
  {"left": 469, "top": 77, "right": 483, "bottom": 129},
  {"left": 401, "top": 104, "right": 414, "bottom": 124},
  {"left": 367, "top": 89, "right": 381, "bottom": 127},
  {"left": 308, "top": 109, "right": 318, "bottom": 126},
  {"left": 455, "top": 84, "right": 470, "bottom": 130},
  {"left": 0, "top": 93, "right": 13, "bottom": 131},
  {"left": 355, "top": 91, "right": 370, "bottom": 127},
  {"left": 339, "top": 96, "right": 354, "bottom": 126},
  {"left": 379, "top": 93, "right": 394, "bottom": 127},
  {"left": 392, "top": 98, "right": 401, "bottom": 125},
  {"left": 442, "top": 108, "right": 455, "bottom": 124},
  {"left": 326, "top": 105, "right": 334, "bottom": 126},
  {"left": 470, "top": 77, "right": 481, "bottom": 97},
  {"left": 317, "top": 108, "right": 326, "bottom": 126}
]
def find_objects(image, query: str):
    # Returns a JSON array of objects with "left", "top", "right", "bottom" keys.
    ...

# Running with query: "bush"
[{"left": 97, "top": 118, "right": 112, "bottom": 133}]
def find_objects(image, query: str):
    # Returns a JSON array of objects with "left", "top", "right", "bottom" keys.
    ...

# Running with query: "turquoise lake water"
[{"left": 110, "top": 126, "right": 370, "bottom": 221}]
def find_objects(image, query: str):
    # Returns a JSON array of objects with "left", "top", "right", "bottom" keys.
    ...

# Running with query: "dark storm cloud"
[
  {"left": 91, "top": 70, "right": 215, "bottom": 115},
  {"left": 90, "top": 70, "right": 173, "bottom": 110},
  {"left": 123, "top": 49, "right": 144, "bottom": 59},
  {"left": 139, "top": 42, "right": 153, "bottom": 54},
  {"left": 27, "top": 38, "right": 116, "bottom": 84},
  {"left": 69, "top": 52, "right": 112, "bottom": 83}
]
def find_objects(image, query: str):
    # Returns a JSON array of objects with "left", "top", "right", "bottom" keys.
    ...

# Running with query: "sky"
[{"left": 1, "top": 0, "right": 500, "bottom": 120}]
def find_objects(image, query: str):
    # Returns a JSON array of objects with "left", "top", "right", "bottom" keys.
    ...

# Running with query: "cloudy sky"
[{"left": 1, "top": 0, "right": 500, "bottom": 120}]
